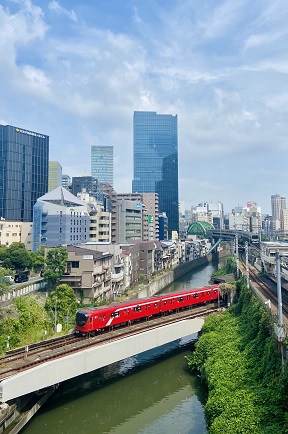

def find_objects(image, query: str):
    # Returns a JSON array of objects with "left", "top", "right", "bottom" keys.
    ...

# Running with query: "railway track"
[
  {"left": 240, "top": 260, "right": 288, "bottom": 329},
  {"left": 0, "top": 304, "right": 218, "bottom": 380}
]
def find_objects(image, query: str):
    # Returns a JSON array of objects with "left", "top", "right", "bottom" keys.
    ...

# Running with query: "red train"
[{"left": 75, "top": 285, "right": 219, "bottom": 336}]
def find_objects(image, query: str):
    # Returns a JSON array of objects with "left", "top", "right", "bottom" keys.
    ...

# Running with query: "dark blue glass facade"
[
  {"left": 132, "top": 111, "right": 179, "bottom": 237},
  {"left": 0, "top": 125, "right": 49, "bottom": 221}
]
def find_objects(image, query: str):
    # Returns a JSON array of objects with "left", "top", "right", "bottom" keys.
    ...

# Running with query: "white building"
[{"left": 32, "top": 187, "right": 90, "bottom": 251}]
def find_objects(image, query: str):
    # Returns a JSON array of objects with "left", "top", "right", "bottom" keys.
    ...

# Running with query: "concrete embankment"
[{"left": 136, "top": 249, "right": 230, "bottom": 299}]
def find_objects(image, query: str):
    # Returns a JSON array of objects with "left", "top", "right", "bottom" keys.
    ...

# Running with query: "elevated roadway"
[{"left": 0, "top": 315, "right": 205, "bottom": 403}]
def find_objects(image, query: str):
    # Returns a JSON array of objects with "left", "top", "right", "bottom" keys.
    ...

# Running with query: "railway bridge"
[{"left": 0, "top": 314, "right": 206, "bottom": 404}]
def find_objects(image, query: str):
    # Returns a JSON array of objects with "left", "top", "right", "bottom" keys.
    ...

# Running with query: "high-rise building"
[
  {"left": 132, "top": 111, "right": 179, "bottom": 238},
  {"left": 62, "top": 174, "right": 71, "bottom": 189},
  {"left": 271, "top": 194, "right": 286, "bottom": 232},
  {"left": 48, "top": 161, "right": 62, "bottom": 192},
  {"left": 116, "top": 199, "right": 143, "bottom": 243},
  {"left": 0, "top": 124, "right": 49, "bottom": 221},
  {"left": 91, "top": 146, "right": 113, "bottom": 186},
  {"left": 72, "top": 175, "right": 104, "bottom": 204}
]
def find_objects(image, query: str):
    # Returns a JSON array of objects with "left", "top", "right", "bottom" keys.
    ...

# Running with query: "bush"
[{"left": 186, "top": 279, "right": 288, "bottom": 433}]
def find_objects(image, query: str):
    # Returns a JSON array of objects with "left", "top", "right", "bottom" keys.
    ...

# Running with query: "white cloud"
[
  {"left": 1, "top": 0, "right": 288, "bottom": 213},
  {"left": 48, "top": 1, "right": 78, "bottom": 22}
]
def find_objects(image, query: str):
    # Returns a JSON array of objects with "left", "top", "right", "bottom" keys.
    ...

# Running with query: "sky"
[{"left": 1, "top": 0, "right": 288, "bottom": 215}]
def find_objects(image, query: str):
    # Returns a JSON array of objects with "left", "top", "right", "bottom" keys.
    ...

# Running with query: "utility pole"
[
  {"left": 235, "top": 233, "right": 239, "bottom": 279},
  {"left": 275, "top": 251, "right": 285, "bottom": 372},
  {"left": 245, "top": 241, "right": 249, "bottom": 289},
  {"left": 276, "top": 251, "right": 283, "bottom": 328}
]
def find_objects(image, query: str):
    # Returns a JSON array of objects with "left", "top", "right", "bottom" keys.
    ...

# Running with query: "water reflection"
[
  {"left": 22, "top": 345, "right": 207, "bottom": 434},
  {"left": 22, "top": 262, "right": 223, "bottom": 434}
]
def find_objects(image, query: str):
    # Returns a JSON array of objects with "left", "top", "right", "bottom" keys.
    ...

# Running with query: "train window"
[
  {"left": 164, "top": 301, "right": 167, "bottom": 305},
  {"left": 207, "top": 291, "right": 210, "bottom": 295},
  {"left": 90, "top": 317, "right": 92, "bottom": 323},
  {"left": 193, "top": 293, "right": 199, "bottom": 298},
  {"left": 178, "top": 297, "right": 184, "bottom": 302},
  {"left": 146, "top": 305, "right": 150, "bottom": 310},
  {"left": 214, "top": 290, "right": 217, "bottom": 294},
  {"left": 103, "top": 315, "right": 106, "bottom": 320},
  {"left": 111, "top": 312, "right": 120, "bottom": 318},
  {"left": 186, "top": 295, "right": 190, "bottom": 300},
  {"left": 134, "top": 306, "right": 142, "bottom": 312},
  {"left": 154, "top": 303, "right": 158, "bottom": 308},
  {"left": 170, "top": 299, "right": 174, "bottom": 304},
  {"left": 100, "top": 316, "right": 102, "bottom": 321}
]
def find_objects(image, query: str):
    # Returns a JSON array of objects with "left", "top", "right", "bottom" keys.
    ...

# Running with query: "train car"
[
  {"left": 250, "top": 234, "right": 259, "bottom": 244},
  {"left": 75, "top": 285, "right": 219, "bottom": 336},
  {"left": 159, "top": 285, "right": 219, "bottom": 313},
  {"left": 75, "top": 297, "right": 161, "bottom": 336}
]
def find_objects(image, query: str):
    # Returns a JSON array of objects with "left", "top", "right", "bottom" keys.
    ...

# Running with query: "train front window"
[{"left": 76, "top": 312, "right": 89, "bottom": 326}]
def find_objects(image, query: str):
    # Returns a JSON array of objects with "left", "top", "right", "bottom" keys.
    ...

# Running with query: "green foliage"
[
  {"left": 44, "top": 247, "right": 68, "bottom": 289},
  {"left": 0, "top": 266, "right": 13, "bottom": 295},
  {"left": 30, "top": 248, "right": 45, "bottom": 273},
  {"left": 186, "top": 279, "right": 288, "bottom": 433},
  {"left": 211, "top": 256, "right": 236, "bottom": 277},
  {"left": 0, "top": 296, "right": 49, "bottom": 354},
  {"left": 1, "top": 243, "right": 32, "bottom": 271},
  {"left": 45, "top": 284, "right": 77, "bottom": 329},
  {"left": 138, "top": 274, "right": 146, "bottom": 282}
]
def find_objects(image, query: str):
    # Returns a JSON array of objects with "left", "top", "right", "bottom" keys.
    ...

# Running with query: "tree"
[
  {"left": 0, "top": 267, "right": 12, "bottom": 296},
  {"left": 1, "top": 243, "right": 32, "bottom": 271},
  {"left": 0, "top": 245, "right": 7, "bottom": 262},
  {"left": 45, "top": 284, "right": 77, "bottom": 329},
  {"left": 30, "top": 248, "right": 45, "bottom": 274},
  {"left": 44, "top": 247, "right": 68, "bottom": 289}
]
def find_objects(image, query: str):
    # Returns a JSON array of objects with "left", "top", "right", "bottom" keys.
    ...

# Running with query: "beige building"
[
  {"left": 142, "top": 193, "right": 159, "bottom": 240},
  {"left": 101, "top": 182, "right": 117, "bottom": 243},
  {"left": 60, "top": 245, "right": 113, "bottom": 303},
  {"left": 0, "top": 220, "right": 33, "bottom": 250},
  {"left": 79, "top": 243, "right": 125, "bottom": 296},
  {"left": 77, "top": 191, "right": 111, "bottom": 243},
  {"left": 282, "top": 209, "right": 288, "bottom": 234},
  {"left": 48, "top": 161, "right": 62, "bottom": 192}
]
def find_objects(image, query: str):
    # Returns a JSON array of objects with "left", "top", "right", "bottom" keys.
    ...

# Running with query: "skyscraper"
[
  {"left": 271, "top": 194, "right": 286, "bottom": 232},
  {"left": 132, "top": 111, "right": 179, "bottom": 237},
  {"left": 48, "top": 161, "right": 62, "bottom": 192},
  {"left": 91, "top": 146, "right": 113, "bottom": 186},
  {"left": 0, "top": 124, "right": 49, "bottom": 221}
]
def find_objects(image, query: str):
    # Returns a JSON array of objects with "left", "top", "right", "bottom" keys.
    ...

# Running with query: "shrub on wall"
[{"left": 186, "top": 280, "right": 288, "bottom": 433}]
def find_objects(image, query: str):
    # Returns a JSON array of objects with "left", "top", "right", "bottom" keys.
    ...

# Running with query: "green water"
[{"left": 22, "top": 262, "right": 220, "bottom": 434}]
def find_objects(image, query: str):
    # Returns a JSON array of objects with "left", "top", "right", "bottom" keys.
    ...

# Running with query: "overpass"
[
  {"left": 0, "top": 316, "right": 205, "bottom": 403},
  {"left": 206, "top": 229, "right": 259, "bottom": 253}
]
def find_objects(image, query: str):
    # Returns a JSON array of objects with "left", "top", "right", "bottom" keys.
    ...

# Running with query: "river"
[{"left": 22, "top": 260, "right": 222, "bottom": 434}]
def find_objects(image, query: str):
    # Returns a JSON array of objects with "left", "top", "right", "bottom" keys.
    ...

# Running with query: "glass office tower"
[
  {"left": 91, "top": 146, "right": 113, "bottom": 186},
  {"left": 132, "top": 111, "right": 179, "bottom": 237},
  {"left": 0, "top": 124, "right": 49, "bottom": 221}
]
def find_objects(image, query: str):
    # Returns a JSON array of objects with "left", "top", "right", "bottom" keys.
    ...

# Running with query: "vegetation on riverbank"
[
  {"left": 186, "top": 280, "right": 288, "bottom": 433},
  {"left": 0, "top": 284, "right": 79, "bottom": 354}
]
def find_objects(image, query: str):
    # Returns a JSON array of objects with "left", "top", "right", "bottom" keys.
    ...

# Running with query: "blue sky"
[{"left": 1, "top": 0, "right": 288, "bottom": 214}]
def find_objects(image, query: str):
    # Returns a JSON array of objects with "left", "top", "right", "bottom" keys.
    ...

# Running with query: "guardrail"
[{"left": 0, "top": 279, "right": 47, "bottom": 304}]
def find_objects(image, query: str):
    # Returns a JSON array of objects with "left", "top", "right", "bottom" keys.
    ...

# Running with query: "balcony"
[{"left": 111, "top": 271, "right": 124, "bottom": 282}]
